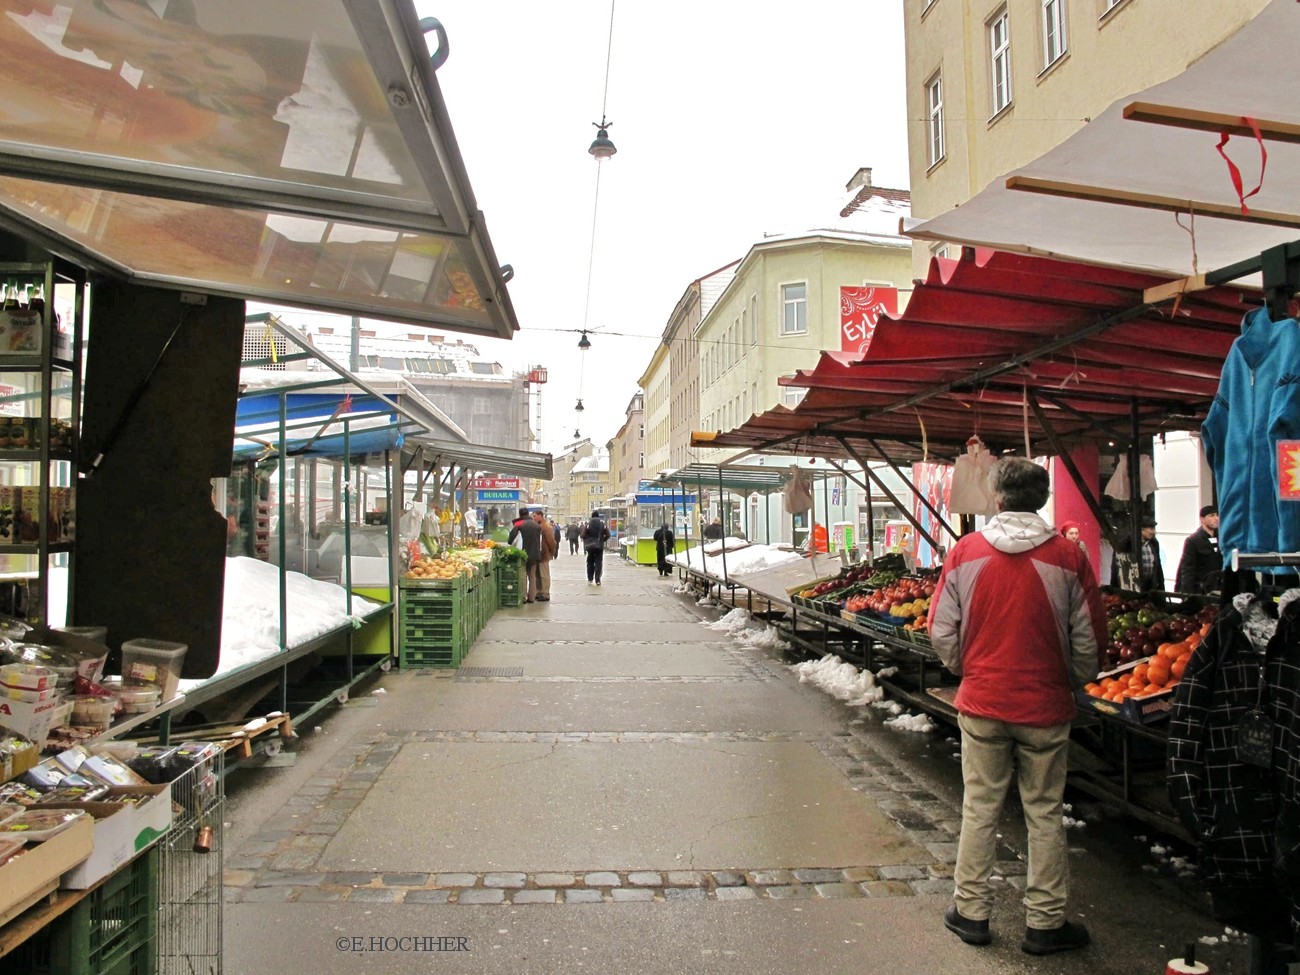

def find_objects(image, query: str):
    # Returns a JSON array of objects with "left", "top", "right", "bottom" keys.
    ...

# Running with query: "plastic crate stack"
[
  {"left": 0, "top": 848, "right": 159, "bottom": 975},
  {"left": 398, "top": 572, "right": 469, "bottom": 668},
  {"left": 496, "top": 558, "right": 525, "bottom": 609}
]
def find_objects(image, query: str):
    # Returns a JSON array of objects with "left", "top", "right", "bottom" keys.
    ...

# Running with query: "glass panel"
[
  {"left": 0, "top": 2, "right": 433, "bottom": 205},
  {"left": 0, "top": 177, "right": 495, "bottom": 330}
]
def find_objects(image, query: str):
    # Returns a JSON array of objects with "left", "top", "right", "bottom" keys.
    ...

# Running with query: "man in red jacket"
[{"left": 927, "top": 457, "right": 1105, "bottom": 955}]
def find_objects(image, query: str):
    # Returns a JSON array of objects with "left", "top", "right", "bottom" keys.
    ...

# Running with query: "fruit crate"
[
  {"left": 0, "top": 847, "right": 159, "bottom": 975},
  {"left": 399, "top": 573, "right": 468, "bottom": 592},
  {"left": 496, "top": 563, "right": 525, "bottom": 608},
  {"left": 400, "top": 638, "right": 466, "bottom": 669}
]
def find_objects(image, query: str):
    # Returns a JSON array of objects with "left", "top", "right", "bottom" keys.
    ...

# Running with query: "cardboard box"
[
  {"left": 0, "top": 694, "right": 63, "bottom": 744},
  {"left": 44, "top": 784, "right": 172, "bottom": 889},
  {"left": 0, "top": 812, "right": 93, "bottom": 920}
]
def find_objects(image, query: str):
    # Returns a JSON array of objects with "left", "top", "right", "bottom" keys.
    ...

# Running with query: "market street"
[{"left": 222, "top": 553, "right": 1244, "bottom": 974}]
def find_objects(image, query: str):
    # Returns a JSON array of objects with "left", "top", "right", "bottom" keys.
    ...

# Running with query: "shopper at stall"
[
  {"left": 927, "top": 457, "right": 1106, "bottom": 956},
  {"left": 652, "top": 523, "right": 676, "bottom": 576},
  {"left": 507, "top": 507, "right": 543, "bottom": 603},
  {"left": 1174, "top": 505, "right": 1221, "bottom": 594},
  {"left": 581, "top": 510, "right": 610, "bottom": 585},
  {"left": 1058, "top": 520, "right": 1088, "bottom": 557},
  {"left": 703, "top": 517, "right": 724, "bottom": 541},
  {"left": 565, "top": 521, "right": 581, "bottom": 555},
  {"left": 532, "top": 511, "right": 557, "bottom": 601},
  {"left": 1111, "top": 516, "right": 1164, "bottom": 592}
]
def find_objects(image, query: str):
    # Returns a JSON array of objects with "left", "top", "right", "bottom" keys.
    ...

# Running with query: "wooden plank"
[
  {"left": 1143, "top": 273, "right": 1208, "bottom": 305},
  {"left": 0, "top": 883, "right": 57, "bottom": 932},
  {"left": 1005, "top": 175, "right": 1300, "bottom": 229},
  {"left": 1123, "top": 101, "right": 1300, "bottom": 145}
]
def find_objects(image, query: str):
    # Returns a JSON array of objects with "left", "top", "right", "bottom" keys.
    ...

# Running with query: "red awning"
[{"left": 694, "top": 249, "right": 1254, "bottom": 463}]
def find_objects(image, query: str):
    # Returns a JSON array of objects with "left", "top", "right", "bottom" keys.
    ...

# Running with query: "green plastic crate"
[{"left": 0, "top": 848, "right": 158, "bottom": 975}]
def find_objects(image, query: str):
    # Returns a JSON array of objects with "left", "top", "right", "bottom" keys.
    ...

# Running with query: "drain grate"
[{"left": 455, "top": 666, "right": 525, "bottom": 679}]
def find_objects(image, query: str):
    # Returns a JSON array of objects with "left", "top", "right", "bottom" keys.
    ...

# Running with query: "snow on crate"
[{"left": 791, "top": 654, "right": 884, "bottom": 706}]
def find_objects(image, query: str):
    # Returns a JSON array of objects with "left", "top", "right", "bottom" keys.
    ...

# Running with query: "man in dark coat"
[
  {"left": 1111, "top": 516, "right": 1165, "bottom": 592},
  {"left": 652, "top": 523, "right": 676, "bottom": 576},
  {"left": 507, "top": 507, "right": 544, "bottom": 603},
  {"left": 565, "top": 521, "right": 581, "bottom": 555},
  {"left": 581, "top": 511, "right": 610, "bottom": 585},
  {"left": 1175, "top": 505, "right": 1221, "bottom": 594},
  {"left": 703, "top": 517, "right": 724, "bottom": 541}
]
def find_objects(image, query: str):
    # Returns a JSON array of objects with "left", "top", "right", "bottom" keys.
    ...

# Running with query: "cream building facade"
[
  {"left": 695, "top": 229, "right": 912, "bottom": 463},
  {"left": 545, "top": 439, "right": 594, "bottom": 523},
  {"left": 609, "top": 392, "right": 645, "bottom": 498},
  {"left": 570, "top": 452, "right": 612, "bottom": 519},
  {"left": 904, "top": 0, "right": 1270, "bottom": 271},
  {"left": 639, "top": 343, "right": 671, "bottom": 480}
]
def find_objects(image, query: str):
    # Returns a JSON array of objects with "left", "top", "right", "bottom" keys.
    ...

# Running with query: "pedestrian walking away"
[
  {"left": 927, "top": 457, "right": 1106, "bottom": 955},
  {"left": 1175, "top": 504, "right": 1221, "bottom": 594},
  {"left": 565, "top": 521, "right": 581, "bottom": 555},
  {"left": 581, "top": 510, "right": 610, "bottom": 585},
  {"left": 652, "top": 522, "right": 676, "bottom": 576},
  {"left": 534, "top": 510, "right": 557, "bottom": 601},
  {"left": 507, "top": 506, "right": 544, "bottom": 603}
]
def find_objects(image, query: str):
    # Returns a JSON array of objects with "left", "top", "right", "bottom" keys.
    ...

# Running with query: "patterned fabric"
[{"left": 1167, "top": 591, "right": 1300, "bottom": 939}]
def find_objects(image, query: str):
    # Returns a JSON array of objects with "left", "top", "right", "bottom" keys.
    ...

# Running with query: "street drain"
[{"left": 455, "top": 667, "right": 525, "bottom": 679}]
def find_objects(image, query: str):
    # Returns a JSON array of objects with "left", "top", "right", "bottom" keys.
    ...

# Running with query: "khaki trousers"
[
  {"left": 536, "top": 558, "right": 551, "bottom": 599},
  {"left": 525, "top": 560, "right": 542, "bottom": 602},
  {"left": 954, "top": 713, "right": 1072, "bottom": 929}
]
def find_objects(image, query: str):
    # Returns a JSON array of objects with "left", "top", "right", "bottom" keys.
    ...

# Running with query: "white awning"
[{"left": 905, "top": 0, "right": 1298, "bottom": 287}]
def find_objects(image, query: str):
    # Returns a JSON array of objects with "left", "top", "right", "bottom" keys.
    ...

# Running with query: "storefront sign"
[
  {"left": 476, "top": 489, "right": 520, "bottom": 503},
  {"left": 472, "top": 477, "right": 521, "bottom": 490},
  {"left": 0, "top": 384, "right": 22, "bottom": 417},
  {"left": 840, "top": 286, "right": 897, "bottom": 356},
  {"left": 1280, "top": 440, "right": 1300, "bottom": 501}
]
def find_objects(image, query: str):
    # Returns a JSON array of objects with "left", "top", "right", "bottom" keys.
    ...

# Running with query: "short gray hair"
[{"left": 988, "top": 457, "right": 1049, "bottom": 513}]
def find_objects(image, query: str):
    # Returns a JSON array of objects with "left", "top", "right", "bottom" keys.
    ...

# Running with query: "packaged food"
[
  {"left": 171, "top": 740, "right": 221, "bottom": 770},
  {"left": 0, "top": 807, "right": 88, "bottom": 840},
  {"left": 0, "top": 836, "right": 24, "bottom": 865},
  {"left": 79, "top": 753, "right": 147, "bottom": 788},
  {"left": 0, "top": 802, "right": 22, "bottom": 825},
  {"left": 0, "top": 683, "right": 59, "bottom": 703},
  {"left": 0, "top": 663, "right": 56, "bottom": 691},
  {"left": 0, "top": 730, "right": 38, "bottom": 781},
  {"left": 126, "top": 745, "right": 179, "bottom": 784},
  {"left": 0, "top": 782, "right": 42, "bottom": 805},
  {"left": 33, "top": 783, "right": 110, "bottom": 804},
  {"left": 119, "top": 639, "right": 187, "bottom": 701},
  {"left": 69, "top": 695, "right": 117, "bottom": 731},
  {"left": 99, "top": 678, "right": 160, "bottom": 714},
  {"left": 2, "top": 644, "right": 79, "bottom": 683}
]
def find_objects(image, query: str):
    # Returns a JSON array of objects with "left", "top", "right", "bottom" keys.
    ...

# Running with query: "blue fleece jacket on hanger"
[{"left": 1203, "top": 306, "right": 1300, "bottom": 562}]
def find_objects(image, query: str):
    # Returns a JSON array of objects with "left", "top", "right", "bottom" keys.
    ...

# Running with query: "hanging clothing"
[
  {"left": 1203, "top": 306, "right": 1300, "bottom": 563},
  {"left": 1167, "top": 590, "right": 1300, "bottom": 943},
  {"left": 1102, "top": 455, "right": 1157, "bottom": 502},
  {"left": 949, "top": 439, "right": 997, "bottom": 517}
]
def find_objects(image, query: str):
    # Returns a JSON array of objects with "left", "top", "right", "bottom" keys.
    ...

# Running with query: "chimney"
[
  {"left": 846, "top": 167, "right": 873, "bottom": 193},
  {"left": 408, "top": 333, "right": 425, "bottom": 342},
  {"left": 317, "top": 327, "right": 334, "bottom": 335},
  {"left": 360, "top": 329, "right": 377, "bottom": 338},
  {"left": 428, "top": 335, "right": 445, "bottom": 344}
]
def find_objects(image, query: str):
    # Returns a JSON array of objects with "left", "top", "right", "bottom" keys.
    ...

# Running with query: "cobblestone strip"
[{"left": 225, "top": 864, "right": 950, "bottom": 905}]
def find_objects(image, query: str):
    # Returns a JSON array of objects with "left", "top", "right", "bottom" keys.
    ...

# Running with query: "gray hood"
[{"left": 980, "top": 511, "right": 1057, "bottom": 554}]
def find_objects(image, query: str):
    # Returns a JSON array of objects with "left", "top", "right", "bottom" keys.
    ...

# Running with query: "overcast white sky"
[{"left": 410, "top": 1, "right": 912, "bottom": 454}]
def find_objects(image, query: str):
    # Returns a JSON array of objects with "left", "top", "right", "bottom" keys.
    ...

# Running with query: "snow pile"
[
  {"left": 696, "top": 595, "right": 721, "bottom": 608},
  {"left": 1061, "top": 803, "right": 1086, "bottom": 830},
  {"left": 1149, "top": 842, "right": 1197, "bottom": 878},
  {"left": 791, "top": 654, "right": 884, "bottom": 706},
  {"left": 702, "top": 608, "right": 754, "bottom": 634},
  {"left": 885, "top": 712, "right": 937, "bottom": 733},
  {"left": 180, "top": 557, "right": 380, "bottom": 688},
  {"left": 737, "top": 626, "right": 791, "bottom": 652},
  {"left": 667, "top": 542, "right": 803, "bottom": 580}
]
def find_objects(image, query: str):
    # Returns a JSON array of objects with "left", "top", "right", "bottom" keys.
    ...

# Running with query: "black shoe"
[
  {"left": 1021, "top": 921, "right": 1090, "bottom": 955},
  {"left": 943, "top": 906, "right": 991, "bottom": 946},
  {"left": 537, "top": 596, "right": 550, "bottom": 601}
]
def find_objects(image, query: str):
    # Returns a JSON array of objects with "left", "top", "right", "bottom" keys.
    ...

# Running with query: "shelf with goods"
[
  {"left": 397, "top": 542, "right": 502, "bottom": 669},
  {"left": 0, "top": 262, "right": 83, "bottom": 632}
]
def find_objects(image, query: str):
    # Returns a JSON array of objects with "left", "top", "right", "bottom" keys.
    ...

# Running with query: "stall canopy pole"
[
  {"left": 765, "top": 489, "right": 771, "bottom": 544},
  {"left": 862, "top": 435, "right": 961, "bottom": 544},
  {"left": 1127, "top": 398, "right": 1143, "bottom": 581},
  {"left": 822, "top": 469, "right": 830, "bottom": 548},
  {"left": 865, "top": 463, "right": 875, "bottom": 561},
  {"left": 718, "top": 468, "right": 728, "bottom": 583},
  {"left": 1026, "top": 393, "right": 1122, "bottom": 550},
  {"left": 277, "top": 392, "right": 288, "bottom": 654},
  {"left": 679, "top": 476, "right": 693, "bottom": 568},
  {"left": 834, "top": 437, "right": 942, "bottom": 553}
]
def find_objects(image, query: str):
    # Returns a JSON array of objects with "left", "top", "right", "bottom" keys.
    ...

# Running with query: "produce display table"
[{"left": 398, "top": 547, "right": 523, "bottom": 668}]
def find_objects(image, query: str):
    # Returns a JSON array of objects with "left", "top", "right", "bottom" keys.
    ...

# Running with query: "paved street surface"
[{"left": 223, "top": 552, "right": 1251, "bottom": 974}]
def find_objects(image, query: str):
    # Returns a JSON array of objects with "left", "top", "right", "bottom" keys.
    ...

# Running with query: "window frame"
[
  {"left": 925, "top": 71, "right": 945, "bottom": 168},
  {"left": 781, "top": 385, "right": 807, "bottom": 408},
  {"left": 779, "top": 281, "right": 808, "bottom": 336},
  {"left": 988, "top": 7, "right": 1012, "bottom": 118},
  {"left": 1041, "top": 0, "right": 1066, "bottom": 69}
]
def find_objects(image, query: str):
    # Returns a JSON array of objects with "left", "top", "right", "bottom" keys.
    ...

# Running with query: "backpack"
[{"left": 584, "top": 518, "right": 606, "bottom": 551}]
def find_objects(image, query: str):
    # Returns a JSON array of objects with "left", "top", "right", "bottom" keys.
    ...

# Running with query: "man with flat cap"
[
  {"left": 1175, "top": 505, "right": 1221, "bottom": 594},
  {"left": 1112, "top": 516, "right": 1165, "bottom": 592}
]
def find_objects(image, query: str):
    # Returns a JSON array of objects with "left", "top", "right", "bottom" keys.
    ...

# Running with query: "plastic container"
[
  {"left": 119, "top": 638, "right": 187, "bottom": 701},
  {"left": 0, "top": 663, "right": 56, "bottom": 691},
  {"left": 69, "top": 695, "right": 117, "bottom": 732},
  {"left": 101, "top": 677, "right": 161, "bottom": 714},
  {"left": 54, "top": 625, "right": 107, "bottom": 643}
]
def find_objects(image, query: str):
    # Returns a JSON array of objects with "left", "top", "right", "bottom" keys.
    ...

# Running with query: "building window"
[
  {"left": 781, "top": 386, "right": 807, "bottom": 407},
  {"left": 780, "top": 283, "right": 807, "bottom": 335},
  {"left": 989, "top": 8, "right": 1012, "bottom": 116},
  {"left": 926, "top": 71, "right": 944, "bottom": 166},
  {"left": 1042, "top": 0, "right": 1066, "bottom": 67},
  {"left": 749, "top": 296, "right": 758, "bottom": 344}
]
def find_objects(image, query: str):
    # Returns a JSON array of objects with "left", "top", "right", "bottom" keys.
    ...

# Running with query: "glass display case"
[{"left": 0, "top": 262, "right": 83, "bottom": 625}]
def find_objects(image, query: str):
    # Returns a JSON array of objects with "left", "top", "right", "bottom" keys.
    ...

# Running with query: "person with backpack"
[{"left": 580, "top": 510, "right": 610, "bottom": 585}]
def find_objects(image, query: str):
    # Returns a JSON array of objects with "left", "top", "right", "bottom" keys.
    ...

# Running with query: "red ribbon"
[{"left": 1216, "top": 116, "right": 1267, "bottom": 215}]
